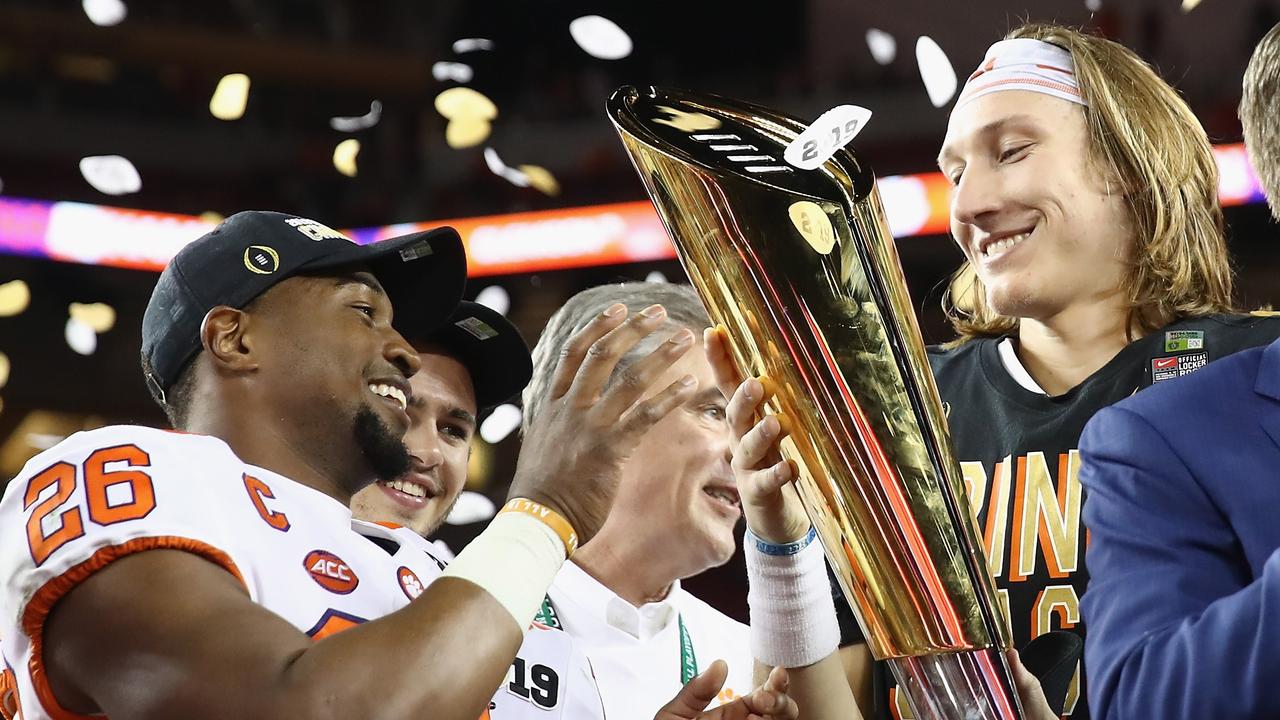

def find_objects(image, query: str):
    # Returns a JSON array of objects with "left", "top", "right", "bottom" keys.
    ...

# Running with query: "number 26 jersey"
[{"left": 0, "top": 425, "right": 602, "bottom": 720}]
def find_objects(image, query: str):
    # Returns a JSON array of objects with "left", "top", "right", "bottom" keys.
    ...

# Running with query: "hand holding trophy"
[{"left": 609, "top": 86, "right": 1024, "bottom": 720}]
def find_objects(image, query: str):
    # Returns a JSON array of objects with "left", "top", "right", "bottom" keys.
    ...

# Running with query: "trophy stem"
[{"left": 887, "top": 649, "right": 1025, "bottom": 720}]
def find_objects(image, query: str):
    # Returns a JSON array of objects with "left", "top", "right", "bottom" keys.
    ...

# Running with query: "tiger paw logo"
[
  {"left": 398, "top": 566, "right": 425, "bottom": 600},
  {"left": 304, "top": 550, "right": 359, "bottom": 594}
]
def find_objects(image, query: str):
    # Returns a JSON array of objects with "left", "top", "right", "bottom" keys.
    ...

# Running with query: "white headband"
[{"left": 955, "top": 38, "right": 1086, "bottom": 109}]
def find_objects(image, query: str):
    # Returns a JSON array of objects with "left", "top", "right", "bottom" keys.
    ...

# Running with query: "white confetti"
[
  {"left": 474, "top": 285, "right": 510, "bottom": 316},
  {"left": 916, "top": 36, "right": 958, "bottom": 108},
  {"left": 329, "top": 100, "right": 383, "bottom": 132},
  {"left": 866, "top": 29, "right": 897, "bottom": 65},
  {"left": 65, "top": 317, "right": 97, "bottom": 356},
  {"left": 1181, "top": 0, "right": 1202, "bottom": 10},
  {"left": 479, "top": 403, "right": 522, "bottom": 444},
  {"left": 79, "top": 155, "right": 141, "bottom": 195},
  {"left": 1085, "top": 0, "right": 1102, "bottom": 9},
  {"left": 783, "top": 105, "right": 873, "bottom": 171},
  {"left": 482, "top": 147, "right": 531, "bottom": 188},
  {"left": 432, "top": 62, "right": 474, "bottom": 84},
  {"left": 483, "top": 147, "right": 506, "bottom": 176},
  {"left": 82, "top": 0, "right": 126, "bottom": 27},
  {"left": 645, "top": 271, "right": 667, "bottom": 283},
  {"left": 445, "top": 491, "right": 497, "bottom": 525},
  {"left": 569, "top": 15, "right": 633, "bottom": 60},
  {"left": 452, "top": 38, "right": 495, "bottom": 54}
]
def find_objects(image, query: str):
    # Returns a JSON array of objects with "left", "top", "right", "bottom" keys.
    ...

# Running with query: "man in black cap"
[
  {"left": 350, "top": 300, "right": 531, "bottom": 537},
  {"left": 0, "top": 211, "right": 794, "bottom": 720}
]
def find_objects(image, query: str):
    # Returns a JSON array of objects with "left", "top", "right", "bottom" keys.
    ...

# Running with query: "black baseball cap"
[
  {"left": 142, "top": 210, "right": 466, "bottom": 402},
  {"left": 422, "top": 300, "right": 532, "bottom": 410}
]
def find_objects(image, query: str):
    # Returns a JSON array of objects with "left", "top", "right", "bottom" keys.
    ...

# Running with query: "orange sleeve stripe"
[{"left": 21, "top": 536, "right": 246, "bottom": 720}]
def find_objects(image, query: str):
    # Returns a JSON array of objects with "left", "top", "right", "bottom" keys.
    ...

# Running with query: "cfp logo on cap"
[
  {"left": 286, "top": 217, "right": 353, "bottom": 243},
  {"left": 244, "top": 245, "right": 280, "bottom": 274}
]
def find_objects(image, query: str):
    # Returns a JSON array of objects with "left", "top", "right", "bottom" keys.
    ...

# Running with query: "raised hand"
[
  {"left": 656, "top": 661, "right": 798, "bottom": 720},
  {"left": 703, "top": 327, "right": 809, "bottom": 544},
  {"left": 510, "top": 304, "right": 699, "bottom": 543}
]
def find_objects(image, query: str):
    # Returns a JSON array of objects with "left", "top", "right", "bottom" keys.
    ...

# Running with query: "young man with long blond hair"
[
  {"left": 711, "top": 22, "right": 1280, "bottom": 720},
  {"left": 1075, "top": 21, "right": 1280, "bottom": 720}
]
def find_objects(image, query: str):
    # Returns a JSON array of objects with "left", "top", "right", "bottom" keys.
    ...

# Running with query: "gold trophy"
[{"left": 608, "top": 86, "right": 1022, "bottom": 720}]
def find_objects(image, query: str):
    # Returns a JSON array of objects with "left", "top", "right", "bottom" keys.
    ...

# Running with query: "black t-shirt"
[{"left": 832, "top": 313, "right": 1280, "bottom": 720}]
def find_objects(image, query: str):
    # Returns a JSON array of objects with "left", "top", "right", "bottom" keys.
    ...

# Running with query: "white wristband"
[
  {"left": 745, "top": 527, "right": 841, "bottom": 668},
  {"left": 441, "top": 511, "right": 567, "bottom": 634}
]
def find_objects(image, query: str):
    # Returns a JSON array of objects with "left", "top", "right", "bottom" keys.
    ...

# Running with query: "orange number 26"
[{"left": 24, "top": 444, "right": 157, "bottom": 566}]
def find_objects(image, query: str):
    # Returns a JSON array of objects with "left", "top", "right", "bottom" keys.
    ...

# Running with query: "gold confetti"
[
  {"left": 517, "top": 165, "right": 560, "bottom": 196},
  {"left": 1181, "top": 0, "right": 1202, "bottom": 10},
  {"left": 434, "top": 87, "right": 497, "bottom": 121},
  {"left": 0, "top": 352, "right": 8, "bottom": 390},
  {"left": 69, "top": 302, "right": 116, "bottom": 333},
  {"left": 209, "top": 73, "right": 250, "bottom": 121},
  {"left": 198, "top": 211, "right": 224, "bottom": 224},
  {"left": 0, "top": 280, "right": 30, "bottom": 317},
  {"left": 333, "top": 138, "right": 360, "bottom": 177},
  {"left": 446, "top": 118, "right": 492, "bottom": 149}
]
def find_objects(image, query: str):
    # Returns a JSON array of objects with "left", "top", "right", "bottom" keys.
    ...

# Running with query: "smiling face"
[
  {"left": 939, "top": 90, "right": 1134, "bottom": 323},
  {"left": 599, "top": 336, "right": 740, "bottom": 574},
  {"left": 350, "top": 343, "right": 477, "bottom": 537},
  {"left": 245, "top": 269, "right": 420, "bottom": 498}
]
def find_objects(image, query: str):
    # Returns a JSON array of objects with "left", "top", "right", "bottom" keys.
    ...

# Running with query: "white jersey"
[{"left": 0, "top": 425, "right": 601, "bottom": 720}]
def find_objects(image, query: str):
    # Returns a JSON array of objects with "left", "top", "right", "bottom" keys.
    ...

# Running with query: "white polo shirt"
[{"left": 545, "top": 560, "right": 754, "bottom": 719}]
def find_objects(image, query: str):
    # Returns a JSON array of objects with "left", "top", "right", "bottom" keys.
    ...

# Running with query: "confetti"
[
  {"left": 65, "top": 317, "right": 97, "bottom": 356},
  {"left": 445, "top": 118, "right": 491, "bottom": 149},
  {"left": 452, "top": 38, "right": 495, "bottom": 54},
  {"left": 479, "top": 403, "right": 522, "bottom": 443},
  {"left": 0, "top": 280, "right": 30, "bottom": 317},
  {"left": 431, "top": 62, "right": 474, "bottom": 84},
  {"left": 1181, "top": 0, "right": 1202, "bottom": 10},
  {"left": 569, "top": 15, "right": 633, "bottom": 60},
  {"left": 333, "top": 139, "right": 360, "bottom": 177},
  {"left": 445, "top": 491, "right": 498, "bottom": 525},
  {"left": 79, "top": 155, "right": 141, "bottom": 195},
  {"left": 516, "top": 165, "right": 560, "bottom": 196},
  {"left": 474, "top": 285, "right": 510, "bottom": 316},
  {"left": 209, "top": 73, "right": 250, "bottom": 121},
  {"left": 0, "top": 352, "right": 8, "bottom": 390},
  {"left": 434, "top": 87, "right": 497, "bottom": 120},
  {"left": 69, "top": 302, "right": 115, "bottom": 333},
  {"left": 916, "top": 36, "right": 958, "bottom": 108},
  {"left": 866, "top": 29, "right": 897, "bottom": 65},
  {"left": 645, "top": 271, "right": 668, "bottom": 283},
  {"left": 783, "top": 104, "right": 873, "bottom": 170},
  {"left": 82, "top": 0, "right": 126, "bottom": 27},
  {"left": 330, "top": 100, "right": 383, "bottom": 132},
  {"left": 482, "top": 148, "right": 530, "bottom": 187}
]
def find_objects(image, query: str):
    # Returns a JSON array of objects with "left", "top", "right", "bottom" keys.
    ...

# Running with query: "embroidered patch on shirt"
[{"left": 1151, "top": 352, "right": 1208, "bottom": 383}]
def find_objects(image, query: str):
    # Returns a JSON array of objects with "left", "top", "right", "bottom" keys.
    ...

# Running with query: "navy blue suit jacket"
[{"left": 1080, "top": 337, "right": 1280, "bottom": 719}]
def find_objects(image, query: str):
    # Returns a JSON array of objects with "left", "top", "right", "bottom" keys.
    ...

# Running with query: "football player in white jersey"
[
  {"left": 349, "top": 301, "right": 610, "bottom": 720},
  {"left": 0, "top": 211, "right": 798, "bottom": 720}
]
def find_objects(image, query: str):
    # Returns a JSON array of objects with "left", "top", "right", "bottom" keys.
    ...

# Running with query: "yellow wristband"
[{"left": 500, "top": 498, "right": 579, "bottom": 557}]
